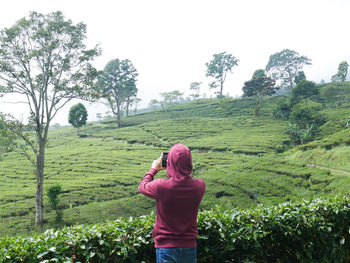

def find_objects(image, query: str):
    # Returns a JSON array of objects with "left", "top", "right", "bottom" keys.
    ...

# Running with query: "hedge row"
[{"left": 1, "top": 196, "right": 350, "bottom": 262}]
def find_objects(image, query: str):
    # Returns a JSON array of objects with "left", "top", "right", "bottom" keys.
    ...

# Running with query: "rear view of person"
[{"left": 139, "top": 144, "right": 205, "bottom": 263}]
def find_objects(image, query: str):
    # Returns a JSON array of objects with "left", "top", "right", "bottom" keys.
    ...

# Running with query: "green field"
[{"left": 1, "top": 92, "right": 350, "bottom": 236}]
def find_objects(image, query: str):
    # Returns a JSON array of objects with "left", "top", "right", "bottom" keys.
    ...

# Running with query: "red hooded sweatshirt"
[{"left": 138, "top": 144, "right": 205, "bottom": 248}]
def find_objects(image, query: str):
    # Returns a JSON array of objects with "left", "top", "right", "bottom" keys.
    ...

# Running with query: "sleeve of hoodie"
[{"left": 138, "top": 168, "right": 161, "bottom": 199}]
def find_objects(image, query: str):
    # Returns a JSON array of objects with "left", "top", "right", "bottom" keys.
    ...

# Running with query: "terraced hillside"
[{"left": 0, "top": 95, "right": 350, "bottom": 236}]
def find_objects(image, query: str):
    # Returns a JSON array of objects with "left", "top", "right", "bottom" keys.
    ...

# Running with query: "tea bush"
[
  {"left": 1, "top": 196, "right": 350, "bottom": 262},
  {"left": 2, "top": 95, "right": 350, "bottom": 237}
]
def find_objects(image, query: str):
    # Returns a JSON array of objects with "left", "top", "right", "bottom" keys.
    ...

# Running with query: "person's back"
[{"left": 139, "top": 144, "right": 205, "bottom": 262}]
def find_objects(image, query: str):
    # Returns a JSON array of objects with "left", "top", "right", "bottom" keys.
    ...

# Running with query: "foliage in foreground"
[{"left": 1, "top": 196, "right": 350, "bottom": 262}]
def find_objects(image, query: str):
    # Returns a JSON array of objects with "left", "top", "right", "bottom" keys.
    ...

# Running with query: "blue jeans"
[{"left": 156, "top": 247, "right": 196, "bottom": 263}]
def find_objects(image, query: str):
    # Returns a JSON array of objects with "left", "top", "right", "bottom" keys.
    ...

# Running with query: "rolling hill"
[{"left": 1, "top": 87, "right": 350, "bottom": 236}]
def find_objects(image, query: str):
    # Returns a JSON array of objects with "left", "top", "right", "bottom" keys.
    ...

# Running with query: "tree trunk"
[
  {"left": 126, "top": 101, "right": 129, "bottom": 117},
  {"left": 289, "top": 78, "right": 294, "bottom": 90},
  {"left": 220, "top": 81, "right": 224, "bottom": 104},
  {"left": 77, "top": 126, "right": 80, "bottom": 136},
  {"left": 35, "top": 141, "right": 45, "bottom": 226},
  {"left": 117, "top": 102, "right": 121, "bottom": 128}
]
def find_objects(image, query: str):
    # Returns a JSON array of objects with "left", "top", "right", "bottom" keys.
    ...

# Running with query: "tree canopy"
[
  {"left": 252, "top": 69, "right": 265, "bottom": 79},
  {"left": 124, "top": 81, "right": 138, "bottom": 117},
  {"left": 332, "top": 61, "right": 348, "bottom": 88},
  {"left": 266, "top": 49, "right": 311, "bottom": 90},
  {"left": 294, "top": 71, "right": 306, "bottom": 84},
  {"left": 0, "top": 11, "right": 100, "bottom": 225},
  {"left": 96, "top": 58, "right": 138, "bottom": 127},
  {"left": 206, "top": 52, "right": 239, "bottom": 102},
  {"left": 242, "top": 73, "right": 277, "bottom": 116},
  {"left": 290, "top": 80, "right": 319, "bottom": 105},
  {"left": 160, "top": 90, "right": 184, "bottom": 106},
  {"left": 189, "top": 82, "right": 201, "bottom": 103},
  {"left": 149, "top": 99, "right": 161, "bottom": 109},
  {"left": 68, "top": 103, "right": 88, "bottom": 135}
]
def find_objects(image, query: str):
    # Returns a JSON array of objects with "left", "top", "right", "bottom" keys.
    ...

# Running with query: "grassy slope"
[
  {"left": 0, "top": 93, "right": 350, "bottom": 236},
  {"left": 286, "top": 96, "right": 350, "bottom": 172}
]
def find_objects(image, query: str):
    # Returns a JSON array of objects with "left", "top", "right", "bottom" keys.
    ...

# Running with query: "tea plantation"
[
  {"left": 0, "top": 88, "right": 350, "bottom": 244},
  {"left": 2, "top": 197, "right": 350, "bottom": 262}
]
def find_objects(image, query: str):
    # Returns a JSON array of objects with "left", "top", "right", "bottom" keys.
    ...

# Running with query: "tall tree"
[
  {"left": 189, "top": 82, "right": 201, "bottom": 103},
  {"left": 266, "top": 49, "right": 311, "bottom": 90},
  {"left": 252, "top": 69, "right": 265, "bottom": 79},
  {"left": 149, "top": 99, "right": 161, "bottom": 109},
  {"left": 332, "top": 61, "right": 348, "bottom": 88},
  {"left": 0, "top": 11, "right": 100, "bottom": 225},
  {"left": 290, "top": 80, "right": 319, "bottom": 105},
  {"left": 294, "top": 71, "right": 306, "bottom": 84},
  {"left": 124, "top": 80, "right": 138, "bottom": 117},
  {"left": 205, "top": 52, "right": 239, "bottom": 103},
  {"left": 133, "top": 98, "right": 142, "bottom": 115},
  {"left": 160, "top": 90, "right": 184, "bottom": 106},
  {"left": 242, "top": 72, "right": 277, "bottom": 116},
  {"left": 68, "top": 103, "right": 88, "bottom": 135},
  {"left": 96, "top": 59, "right": 138, "bottom": 127}
]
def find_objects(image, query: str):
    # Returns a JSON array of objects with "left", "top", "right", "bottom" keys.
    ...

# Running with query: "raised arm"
[
  {"left": 138, "top": 155, "right": 165, "bottom": 199},
  {"left": 138, "top": 168, "right": 159, "bottom": 199}
]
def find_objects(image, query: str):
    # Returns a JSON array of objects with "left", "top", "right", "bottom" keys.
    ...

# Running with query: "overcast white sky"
[{"left": 0, "top": 0, "right": 349, "bottom": 125}]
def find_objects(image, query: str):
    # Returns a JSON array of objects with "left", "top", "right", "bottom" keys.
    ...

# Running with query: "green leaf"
[{"left": 37, "top": 251, "right": 49, "bottom": 258}]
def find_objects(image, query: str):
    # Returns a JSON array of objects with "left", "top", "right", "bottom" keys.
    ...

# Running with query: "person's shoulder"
[
  {"left": 192, "top": 178, "right": 205, "bottom": 187},
  {"left": 153, "top": 178, "right": 169, "bottom": 187},
  {"left": 192, "top": 177, "right": 205, "bottom": 183},
  {"left": 192, "top": 178, "right": 205, "bottom": 195},
  {"left": 154, "top": 178, "right": 167, "bottom": 183}
]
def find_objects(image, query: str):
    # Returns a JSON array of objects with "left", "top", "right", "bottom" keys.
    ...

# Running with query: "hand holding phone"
[
  {"left": 161, "top": 152, "right": 168, "bottom": 168},
  {"left": 151, "top": 153, "right": 167, "bottom": 171}
]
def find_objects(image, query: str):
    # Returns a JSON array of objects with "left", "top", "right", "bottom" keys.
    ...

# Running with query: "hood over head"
[{"left": 167, "top": 144, "right": 192, "bottom": 179}]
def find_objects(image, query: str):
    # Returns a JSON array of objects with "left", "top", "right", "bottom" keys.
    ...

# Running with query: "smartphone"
[{"left": 162, "top": 152, "right": 168, "bottom": 168}]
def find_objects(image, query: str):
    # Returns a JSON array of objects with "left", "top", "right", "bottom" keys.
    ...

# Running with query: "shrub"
[
  {"left": 289, "top": 102, "right": 326, "bottom": 129},
  {"left": 287, "top": 122, "right": 316, "bottom": 145},
  {"left": 272, "top": 97, "right": 291, "bottom": 119},
  {"left": 47, "top": 184, "right": 63, "bottom": 223},
  {"left": 287, "top": 102, "right": 327, "bottom": 145},
  {"left": 1, "top": 197, "right": 350, "bottom": 262},
  {"left": 320, "top": 85, "right": 348, "bottom": 107},
  {"left": 290, "top": 80, "right": 319, "bottom": 106},
  {"left": 198, "top": 196, "right": 350, "bottom": 262}
]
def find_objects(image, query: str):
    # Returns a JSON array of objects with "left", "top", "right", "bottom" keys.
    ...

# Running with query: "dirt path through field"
[{"left": 307, "top": 164, "right": 350, "bottom": 175}]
